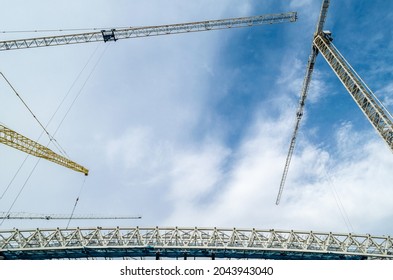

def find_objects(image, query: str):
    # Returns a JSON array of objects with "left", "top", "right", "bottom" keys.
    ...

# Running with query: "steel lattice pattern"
[{"left": 0, "top": 227, "right": 392, "bottom": 260}]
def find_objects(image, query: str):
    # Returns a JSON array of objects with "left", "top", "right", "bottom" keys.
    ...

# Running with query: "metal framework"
[
  {"left": 0, "top": 12, "right": 296, "bottom": 175},
  {"left": 0, "top": 12, "right": 296, "bottom": 51},
  {"left": 276, "top": 1, "right": 330, "bottom": 205},
  {"left": 0, "top": 227, "right": 392, "bottom": 260},
  {"left": 277, "top": 0, "right": 393, "bottom": 204},
  {"left": 0, "top": 124, "right": 88, "bottom": 175},
  {"left": 313, "top": 34, "right": 393, "bottom": 151}
]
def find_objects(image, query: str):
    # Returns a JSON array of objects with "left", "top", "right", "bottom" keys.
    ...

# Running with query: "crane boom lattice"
[
  {"left": 0, "top": 212, "right": 141, "bottom": 220},
  {"left": 0, "top": 124, "right": 88, "bottom": 175},
  {"left": 276, "top": 1, "right": 330, "bottom": 205},
  {"left": 315, "top": 0, "right": 330, "bottom": 34},
  {"left": 276, "top": 48, "right": 318, "bottom": 205},
  {"left": 0, "top": 12, "right": 297, "bottom": 51},
  {"left": 313, "top": 34, "right": 393, "bottom": 152}
]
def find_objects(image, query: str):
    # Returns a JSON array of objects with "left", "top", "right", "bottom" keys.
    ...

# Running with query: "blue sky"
[{"left": 0, "top": 0, "right": 392, "bottom": 236}]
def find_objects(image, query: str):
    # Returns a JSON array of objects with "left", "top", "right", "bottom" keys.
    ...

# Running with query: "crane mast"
[
  {"left": 0, "top": 12, "right": 297, "bottom": 51},
  {"left": 0, "top": 124, "right": 88, "bottom": 175}
]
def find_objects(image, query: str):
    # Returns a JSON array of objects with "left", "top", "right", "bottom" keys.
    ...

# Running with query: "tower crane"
[
  {"left": 276, "top": 0, "right": 393, "bottom": 205},
  {"left": 0, "top": 12, "right": 297, "bottom": 175}
]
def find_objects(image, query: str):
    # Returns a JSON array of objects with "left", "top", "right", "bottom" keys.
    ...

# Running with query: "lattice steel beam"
[
  {"left": 1, "top": 227, "right": 392, "bottom": 260},
  {"left": 313, "top": 34, "right": 393, "bottom": 152},
  {"left": 0, "top": 12, "right": 296, "bottom": 51}
]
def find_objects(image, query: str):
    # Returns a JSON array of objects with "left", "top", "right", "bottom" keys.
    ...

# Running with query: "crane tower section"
[{"left": 314, "top": 33, "right": 393, "bottom": 152}]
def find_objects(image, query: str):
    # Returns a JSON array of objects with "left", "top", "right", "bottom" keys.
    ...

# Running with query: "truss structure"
[
  {"left": 277, "top": 0, "right": 393, "bottom": 204},
  {"left": 0, "top": 227, "right": 392, "bottom": 260},
  {"left": 0, "top": 12, "right": 296, "bottom": 51},
  {"left": 313, "top": 34, "right": 393, "bottom": 151}
]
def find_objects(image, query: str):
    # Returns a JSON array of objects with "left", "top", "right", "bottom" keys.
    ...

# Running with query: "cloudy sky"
[{"left": 0, "top": 0, "right": 392, "bottom": 236}]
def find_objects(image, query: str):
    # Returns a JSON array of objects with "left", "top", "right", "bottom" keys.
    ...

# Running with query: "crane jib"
[
  {"left": 0, "top": 12, "right": 297, "bottom": 51},
  {"left": 277, "top": 0, "right": 392, "bottom": 205},
  {"left": 101, "top": 29, "right": 117, "bottom": 42},
  {"left": 0, "top": 11, "right": 296, "bottom": 175}
]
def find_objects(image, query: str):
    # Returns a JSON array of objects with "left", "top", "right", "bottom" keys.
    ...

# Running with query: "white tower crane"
[
  {"left": 276, "top": 0, "right": 393, "bottom": 205},
  {"left": 0, "top": 12, "right": 297, "bottom": 175}
]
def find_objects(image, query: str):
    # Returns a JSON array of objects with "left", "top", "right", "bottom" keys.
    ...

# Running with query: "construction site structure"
[
  {"left": 0, "top": 12, "right": 297, "bottom": 175},
  {"left": 0, "top": 12, "right": 296, "bottom": 51},
  {"left": 0, "top": 212, "right": 141, "bottom": 220},
  {"left": 276, "top": 0, "right": 393, "bottom": 204}
]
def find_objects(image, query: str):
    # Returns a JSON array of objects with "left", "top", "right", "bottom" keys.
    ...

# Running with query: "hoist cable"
[
  {"left": 0, "top": 154, "right": 29, "bottom": 200},
  {"left": 64, "top": 45, "right": 110, "bottom": 229},
  {"left": 66, "top": 176, "right": 87, "bottom": 229}
]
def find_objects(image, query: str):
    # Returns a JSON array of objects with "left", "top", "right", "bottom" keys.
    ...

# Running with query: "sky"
[{"left": 0, "top": 0, "right": 392, "bottom": 237}]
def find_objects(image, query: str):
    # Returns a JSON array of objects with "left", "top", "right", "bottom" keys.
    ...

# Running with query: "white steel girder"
[
  {"left": 313, "top": 34, "right": 393, "bottom": 152},
  {"left": 0, "top": 227, "right": 392, "bottom": 260}
]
